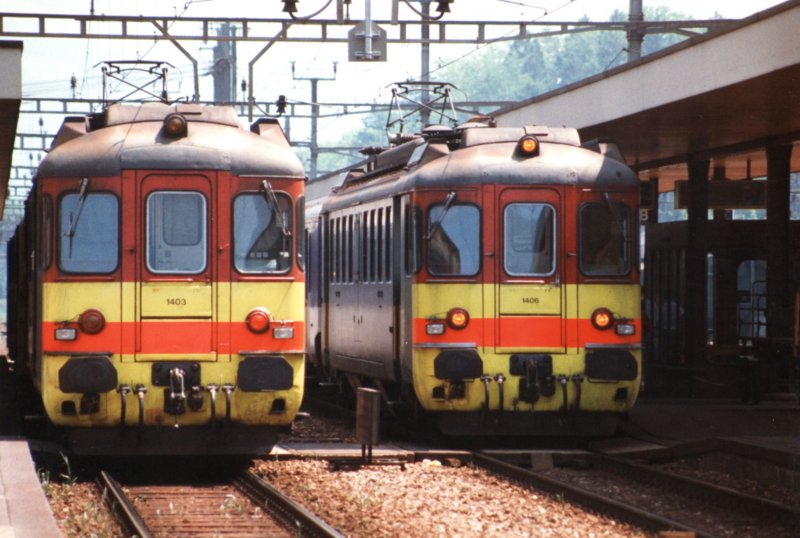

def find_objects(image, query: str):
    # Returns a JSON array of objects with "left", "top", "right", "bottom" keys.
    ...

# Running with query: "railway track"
[
  {"left": 97, "top": 468, "right": 343, "bottom": 538},
  {"left": 473, "top": 451, "right": 800, "bottom": 537}
]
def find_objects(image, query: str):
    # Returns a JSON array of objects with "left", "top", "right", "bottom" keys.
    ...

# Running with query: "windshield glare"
[{"left": 426, "top": 204, "right": 480, "bottom": 276}]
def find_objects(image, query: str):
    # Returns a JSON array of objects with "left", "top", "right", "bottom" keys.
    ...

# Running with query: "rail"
[
  {"left": 470, "top": 452, "right": 707, "bottom": 536},
  {"left": 97, "top": 468, "right": 343, "bottom": 538}
]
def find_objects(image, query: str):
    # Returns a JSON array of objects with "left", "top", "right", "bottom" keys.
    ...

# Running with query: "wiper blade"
[
  {"left": 65, "top": 177, "right": 90, "bottom": 257},
  {"left": 261, "top": 179, "right": 291, "bottom": 237},
  {"left": 425, "top": 191, "right": 456, "bottom": 240}
]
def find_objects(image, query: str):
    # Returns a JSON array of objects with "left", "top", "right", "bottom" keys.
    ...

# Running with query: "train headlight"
[
  {"left": 516, "top": 135, "right": 539, "bottom": 157},
  {"left": 446, "top": 308, "right": 470, "bottom": 330},
  {"left": 245, "top": 307, "right": 272, "bottom": 334},
  {"left": 78, "top": 309, "right": 106, "bottom": 335},
  {"left": 273, "top": 326, "right": 294, "bottom": 340},
  {"left": 615, "top": 323, "right": 636, "bottom": 336},
  {"left": 163, "top": 113, "right": 188, "bottom": 138},
  {"left": 591, "top": 308, "right": 614, "bottom": 330},
  {"left": 55, "top": 327, "right": 77, "bottom": 341},
  {"left": 426, "top": 322, "right": 446, "bottom": 335}
]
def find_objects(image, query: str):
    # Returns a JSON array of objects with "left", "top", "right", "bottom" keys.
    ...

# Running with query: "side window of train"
[
  {"left": 147, "top": 191, "right": 207, "bottom": 274},
  {"left": 41, "top": 195, "right": 52, "bottom": 270},
  {"left": 348, "top": 215, "right": 363, "bottom": 284},
  {"left": 58, "top": 192, "right": 119, "bottom": 274},
  {"left": 329, "top": 217, "right": 338, "bottom": 283},
  {"left": 504, "top": 203, "right": 556, "bottom": 277},
  {"left": 426, "top": 203, "right": 480, "bottom": 276},
  {"left": 232, "top": 192, "right": 293, "bottom": 274},
  {"left": 384, "top": 207, "right": 392, "bottom": 282},
  {"left": 405, "top": 205, "right": 422, "bottom": 275},
  {"left": 579, "top": 201, "right": 632, "bottom": 276},
  {"left": 296, "top": 196, "right": 305, "bottom": 271}
]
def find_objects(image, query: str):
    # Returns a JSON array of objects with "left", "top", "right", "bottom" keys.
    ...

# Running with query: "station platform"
[
  {"left": 0, "top": 359, "right": 61, "bottom": 537},
  {"left": 625, "top": 395, "right": 800, "bottom": 443},
  {"left": 0, "top": 438, "right": 61, "bottom": 537},
  {"left": 588, "top": 395, "right": 800, "bottom": 472}
]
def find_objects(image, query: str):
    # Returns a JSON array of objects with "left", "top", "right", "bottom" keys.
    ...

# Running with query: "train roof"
[
  {"left": 316, "top": 123, "right": 638, "bottom": 210},
  {"left": 36, "top": 102, "right": 304, "bottom": 178}
]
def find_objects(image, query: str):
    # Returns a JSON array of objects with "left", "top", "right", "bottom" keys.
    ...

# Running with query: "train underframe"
[
  {"left": 32, "top": 353, "right": 304, "bottom": 455},
  {"left": 418, "top": 346, "right": 640, "bottom": 436},
  {"left": 316, "top": 345, "right": 640, "bottom": 437}
]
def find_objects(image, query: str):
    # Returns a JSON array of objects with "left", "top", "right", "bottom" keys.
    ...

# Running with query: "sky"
[
  {"left": 10, "top": 0, "right": 787, "bottom": 103},
  {"left": 3, "top": 0, "right": 789, "bottom": 185}
]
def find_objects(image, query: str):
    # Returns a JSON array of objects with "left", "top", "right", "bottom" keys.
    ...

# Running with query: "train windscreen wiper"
[
  {"left": 261, "top": 179, "right": 291, "bottom": 237},
  {"left": 425, "top": 191, "right": 456, "bottom": 240},
  {"left": 65, "top": 177, "right": 90, "bottom": 257}
]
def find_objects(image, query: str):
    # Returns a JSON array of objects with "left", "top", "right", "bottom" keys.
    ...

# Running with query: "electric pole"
[
  {"left": 628, "top": 0, "right": 645, "bottom": 61},
  {"left": 212, "top": 23, "right": 238, "bottom": 103},
  {"left": 292, "top": 62, "right": 338, "bottom": 179}
]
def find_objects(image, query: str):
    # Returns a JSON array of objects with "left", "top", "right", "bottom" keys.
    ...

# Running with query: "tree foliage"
[
  {"left": 313, "top": 5, "right": 690, "bottom": 175},
  {"left": 441, "top": 7, "right": 687, "bottom": 102}
]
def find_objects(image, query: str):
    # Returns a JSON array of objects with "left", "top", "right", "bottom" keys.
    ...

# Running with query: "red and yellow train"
[
  {"left": 6, "top": 103, "right": 306, "bottom": 454},
  {"left": 306, "top": 120, "right": 641, "bottom": 435}
]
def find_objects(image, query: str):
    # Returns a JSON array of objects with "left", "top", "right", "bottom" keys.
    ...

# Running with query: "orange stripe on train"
[
  {"left": 413, "top": 317, "right": 640, "bottom": 348},
  {"left": 41, "top": 321, "right": 305, "bottom": 355}
]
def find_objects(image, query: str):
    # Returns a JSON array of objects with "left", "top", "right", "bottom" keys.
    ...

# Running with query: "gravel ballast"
[{"left": 252, "top": 458, "right": 648, "bottom": 537}]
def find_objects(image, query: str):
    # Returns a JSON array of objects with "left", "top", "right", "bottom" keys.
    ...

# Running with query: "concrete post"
[
  {"left": 685, "top": 157, "right": 710, "bottom": 393},
  {"left": 766, "top": 142, "right": 793, "bottom": 341}
]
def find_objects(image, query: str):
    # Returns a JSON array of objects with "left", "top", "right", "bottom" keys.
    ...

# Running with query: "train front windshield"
[
  {"left": 504, "top": 203, "right": 555, "bottom": 277},
  {"left": 579, "top": 202, "right": 632, "bottom": 276},
  {"left": 426, "top": 204, "right": 480, "bottom": 276},
  {"left": 59, "top": 192, "right": 119, "bottom": 273},
  {"left": 233, "top": 192, "right": 293, "bottom": 274}
]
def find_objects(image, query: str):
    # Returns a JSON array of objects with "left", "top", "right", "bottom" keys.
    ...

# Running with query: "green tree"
[{"left": 313, "top": 5, "right": 695, "bottom": 176}]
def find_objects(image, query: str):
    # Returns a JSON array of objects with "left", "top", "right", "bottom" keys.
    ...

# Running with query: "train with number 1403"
[{"left": 6, "top": 101, "right": 306, "bottom": 454}]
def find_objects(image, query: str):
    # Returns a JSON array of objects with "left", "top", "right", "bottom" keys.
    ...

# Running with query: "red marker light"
[
  {"left": 591, "top": 308, "right": 614, "bottom": 330},
  {"left": 78, "top": 309, "right": 106, "bottom": 334},
  {"left": 246, "top": 308, "right": 272, "bottom": 334},
  {"left": 447, "top": 307, "right": 470, "bottom": 330}
]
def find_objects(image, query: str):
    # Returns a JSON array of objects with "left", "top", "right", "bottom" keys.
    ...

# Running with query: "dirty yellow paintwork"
[
  {"left": 140, "top": 282, "right": 213, "bottom": 318},
  {"left": 39, "top": 279, "right": 305, "bottom": 428},
  {"left": 40, "top": 353, "right": 305, "bottom": 427},
  {"left": 498, "top": 283, "right": 562, "bottom": 315},
  {"left": 411, "top": 281, "right": 641, "bottom": 413}
]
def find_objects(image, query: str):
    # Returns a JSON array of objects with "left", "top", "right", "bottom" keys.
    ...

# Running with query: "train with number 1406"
[{"left": 305, "top": 109, "right": 642, "bottom": 436}]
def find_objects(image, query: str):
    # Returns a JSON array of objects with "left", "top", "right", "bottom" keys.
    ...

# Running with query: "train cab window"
[
  {"left": 147, "top": 191, "right": 207, "bottom": 274},
  {"left": 579, "top": 202, "right": 631, "bottom": 276},
  {"left": 503, "top": 203, "right": 555, "bottom": 276},
  {"left": 41, "top": 195, "right": 52, "bottom": 270},
  {"left": 426, "top": 204, "right": 480, "bottom": 276},
  {"left": 296, "top": 196, "right": 305, "bottom": 271},
  {"left": 58, "top": 192, "right": 119, "bottom": 273},
  {"left": 233, "top": 192, "right": 293, "bottom": 274},
  {"left": 405, "top": 205, "right": 422, "bottom": 275}
]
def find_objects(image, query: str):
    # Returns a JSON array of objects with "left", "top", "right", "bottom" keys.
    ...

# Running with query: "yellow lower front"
[
  {"left": 412, "top": 348, "right": 641, "bottom": 413},
  {"left": 41, "top": 354, "right": 304, "bottom": 428}
]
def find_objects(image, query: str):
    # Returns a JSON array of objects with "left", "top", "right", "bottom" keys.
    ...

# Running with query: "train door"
[
  {"left": 133, "top": 173, "right": 218, "bottom": 362},
  {"left": 495, "top": 187, "right": 566, "bottom": 353},
  {"left": 354, "top": 205, "right": 394, "bottom": 376},
  {"left": 328, "top": 212, "right": 358, "bottom": 368}
]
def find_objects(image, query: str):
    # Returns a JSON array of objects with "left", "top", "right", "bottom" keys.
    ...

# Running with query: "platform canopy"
[
  {"left": 493, "top": 0, "right": 800, "bottom": 192},
  {"left": 0, "top": 41, "right": 22, "bottom": 220}
]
